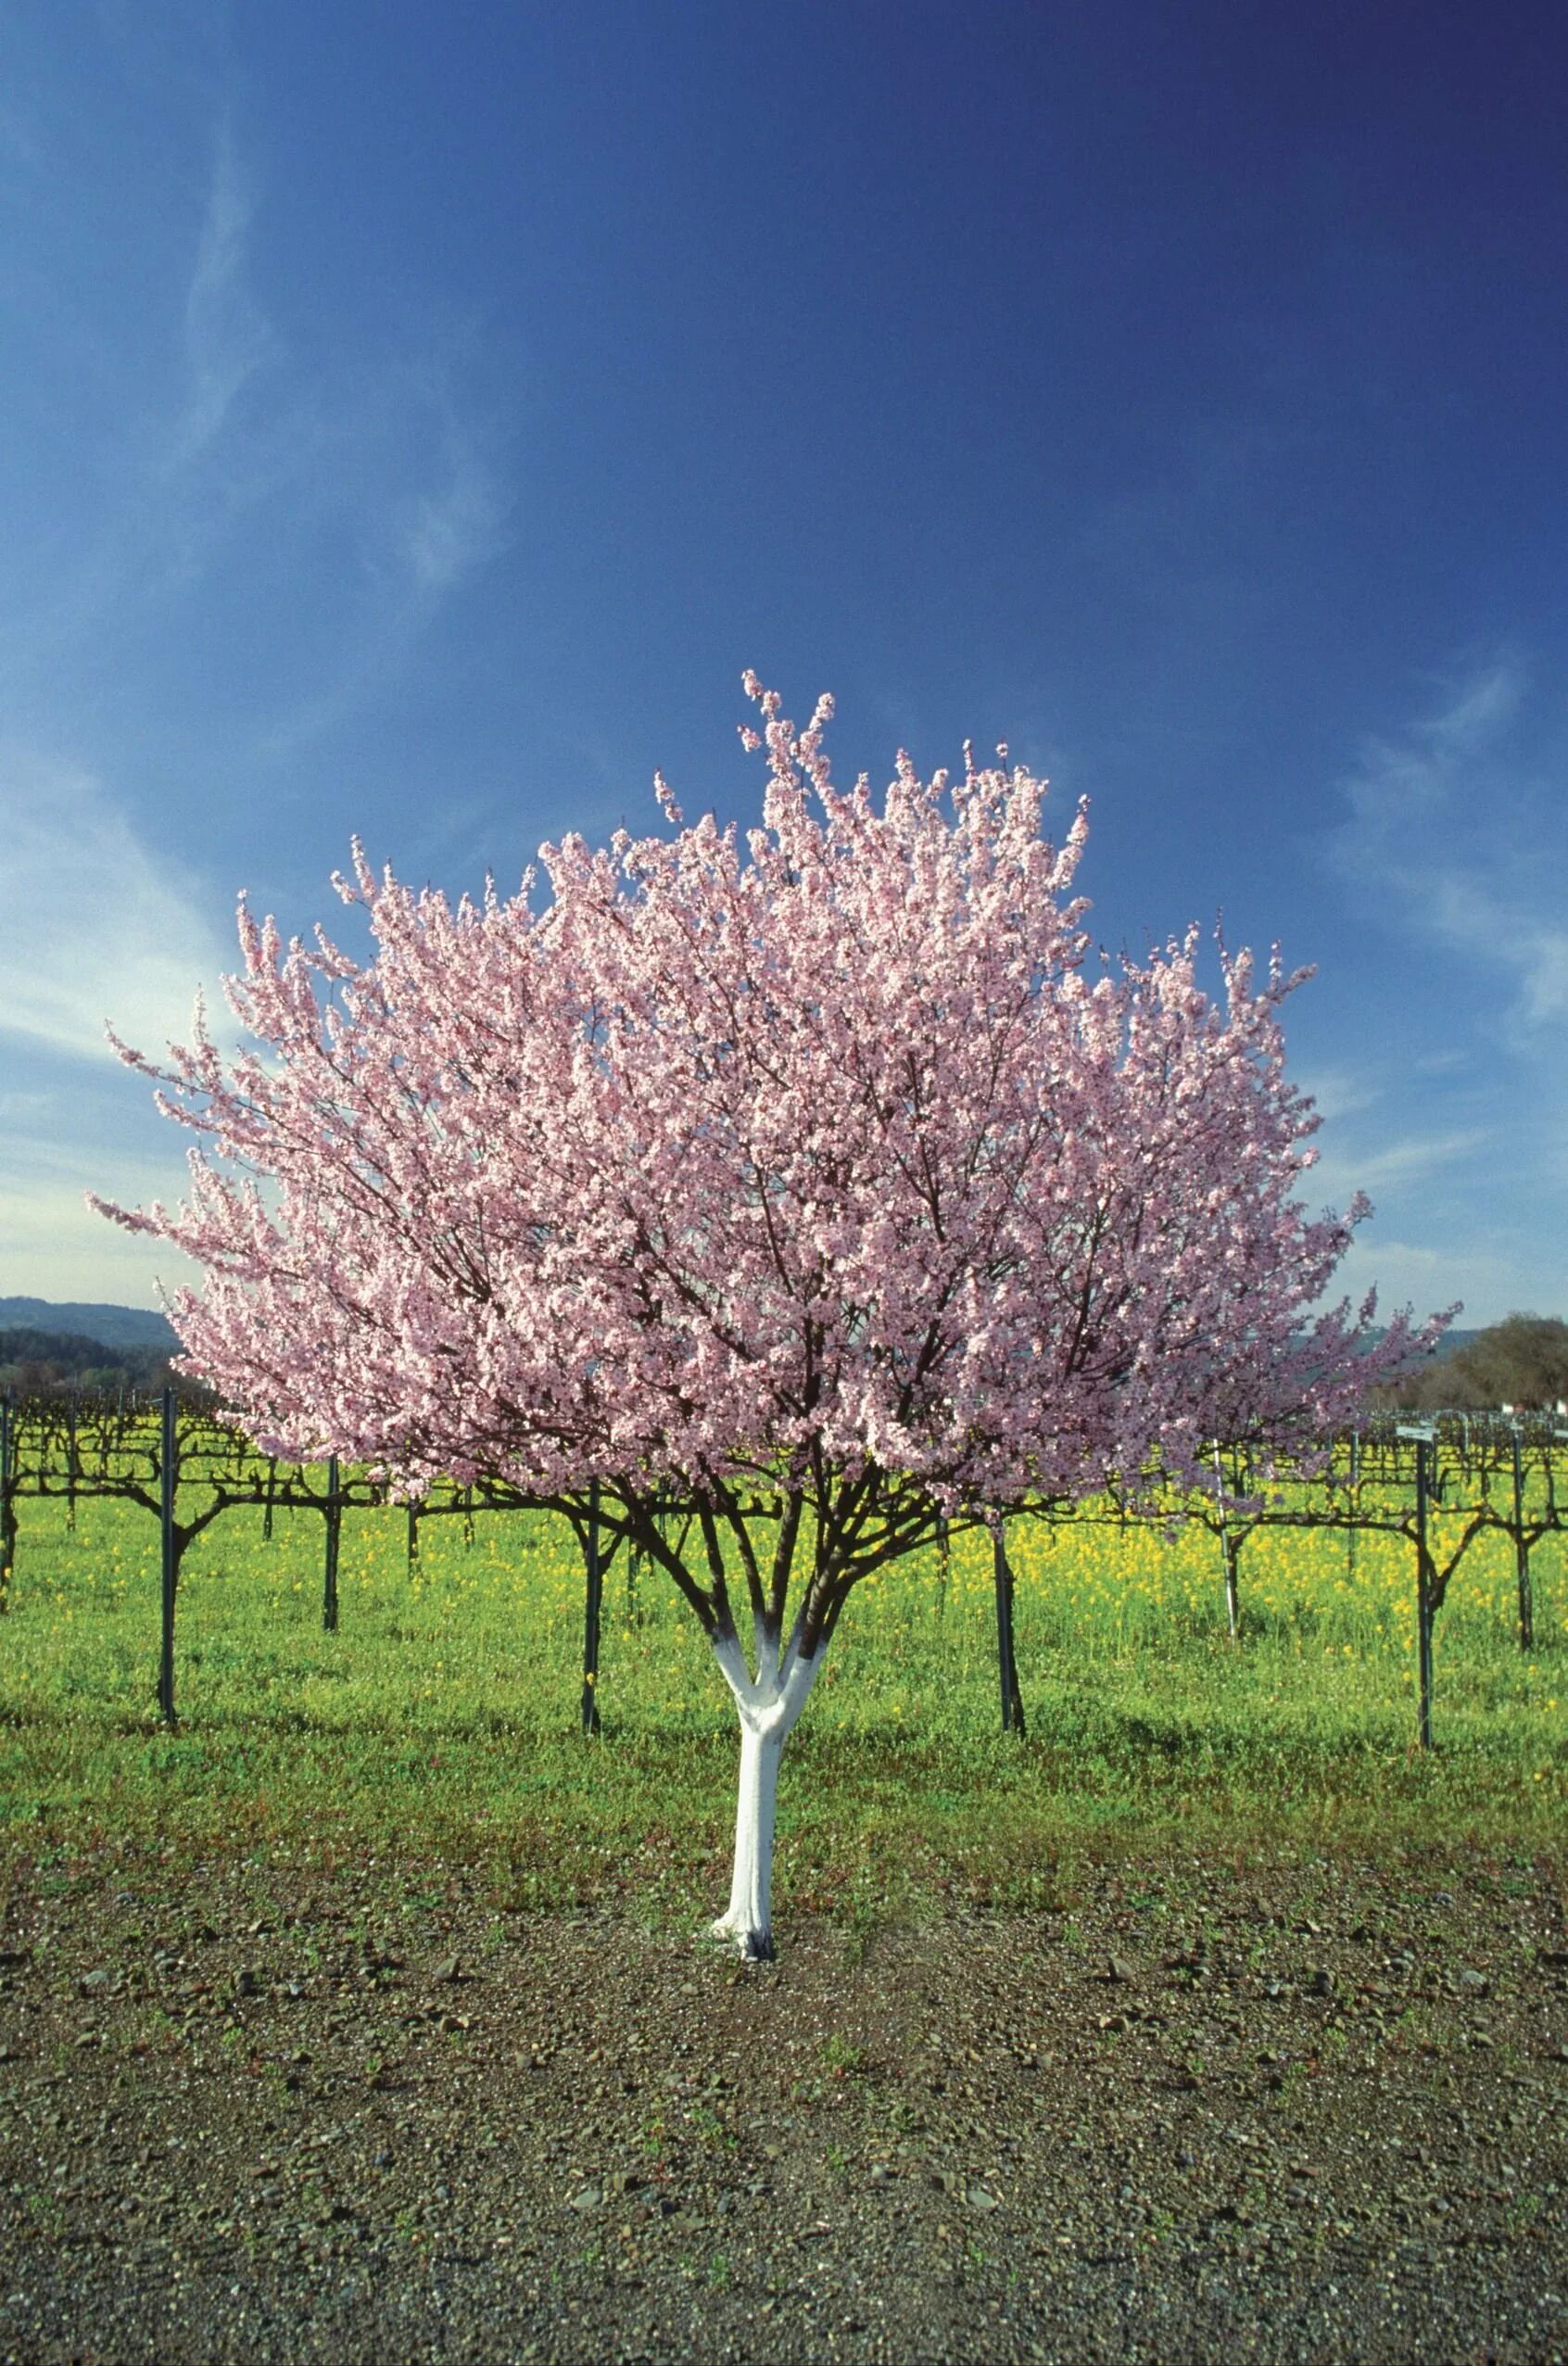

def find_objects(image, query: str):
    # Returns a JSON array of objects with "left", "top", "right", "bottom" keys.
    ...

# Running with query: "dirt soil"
[{"left": 0, "top": 1845, "right": 1564, "bottom": 2364}]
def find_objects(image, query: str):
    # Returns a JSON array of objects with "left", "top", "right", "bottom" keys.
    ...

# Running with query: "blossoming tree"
[{"left": 96, "top": 680, "right": 1436, "bottom": 1956}]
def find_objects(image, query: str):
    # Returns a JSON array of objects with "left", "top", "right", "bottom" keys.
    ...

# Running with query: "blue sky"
[{"left": 1, "top": 0, "right": 1565, "bottom": 1324}]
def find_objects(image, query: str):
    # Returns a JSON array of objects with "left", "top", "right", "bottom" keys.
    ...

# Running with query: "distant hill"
[
  {"left": 0, "top": 1326, "right": 177, "bottom": 1395},
  {"left": 0, "top": 1298, "right": 180, "bottom": 1351}
]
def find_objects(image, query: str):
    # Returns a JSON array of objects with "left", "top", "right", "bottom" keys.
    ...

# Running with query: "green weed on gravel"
[{"left": 0, "top": 1493, "right": 1561, "bottom": 1908}]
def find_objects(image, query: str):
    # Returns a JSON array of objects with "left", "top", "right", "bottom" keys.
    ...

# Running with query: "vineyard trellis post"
[
  {"left": 1510, "top": 1425, "right": 1534, "bottom": 1651},
  {"left": 322, "top": 1456, "right": 341, "bottom": 1634},
  {"left": 0, "top": 1398, "right": 15, "bottom": 1613},
  {"left": 1401, "top": 1422, "right": 1436, "bottom": 1752},
  {"left": 993, "top": 1518, "right": 1026, "bottom": 1735},
  {"left": 65, "top": 1391, "right": 79, "bottom": 1534},
  {"left": 581, "top": 1480, "right": 603, "bottom": 1735},
  {"left": 158, "top": 1385, "right": 179, "bottom": 1728},
  {"left": 1211, "top": 1443, "right": 1240, "bottom": 1642}
]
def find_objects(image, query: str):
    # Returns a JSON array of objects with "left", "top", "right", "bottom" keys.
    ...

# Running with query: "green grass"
[{"left": 0, "top": 1489, "right": 1562, "bottom": 1913}]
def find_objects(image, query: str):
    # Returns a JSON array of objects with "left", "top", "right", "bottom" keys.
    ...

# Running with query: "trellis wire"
[{"left": 0, "top": 1391, "right": 1562, "bottom": 1745}]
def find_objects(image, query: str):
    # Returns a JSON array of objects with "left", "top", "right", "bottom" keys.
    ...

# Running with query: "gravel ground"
[{"left": 1, "top": 1844, "right": 1564, "bottom": 2363}]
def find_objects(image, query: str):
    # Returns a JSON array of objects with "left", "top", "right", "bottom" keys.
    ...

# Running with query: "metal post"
[
  {"left": 158, "top": 1386, "right": 178, "bottom": 1728},
  {"left": 1347, "top": 1429, "right": 1359, "bottom": 1589},
  {"left": 1511, "top": 1427, "right": 1534, "bottom": 1651},
  {"left": 262, "top": 1456, "right": 277, "bottom": 1543},
  {"left": 322, "top": 1456, "right": 341, "bottom": 1633},
  {"left": 581, "top": 1482, "right": 602, "bottom": 1735},
  {"left": 406, "top": 1500, "right": 420, "bottom": 1571},
  {"left": 993, "top": 1520, "right": 1026, "bottom": 1735},
  {"left": 1212, "top": 1444, "right": 1239, "bottom": 1642}
]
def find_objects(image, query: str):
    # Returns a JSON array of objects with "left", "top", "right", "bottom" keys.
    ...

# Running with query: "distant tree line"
[
  {"left": 1375, "top": 1312, "right": 1568, "bottom": 1413},
  {"left": 0, "top": 1328, "right": 177, "bottom": 1399}
]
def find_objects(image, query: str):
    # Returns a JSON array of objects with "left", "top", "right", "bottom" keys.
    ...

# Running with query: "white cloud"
[
  {"left": 0, "top": 750, "right": 228, "bottom": 1064},
  {"left": 1332, "top": 658, "right": 1568, "bottom": 1032},
  {"left": 1337, "top": 1127, "right": 1491, "bottom": 1191},
  {"left": 1334, "top": 1234, "right": 1554, "bottom": 1332},
  {"left": 1292, "top": 1064, "right": 1382, "bottom": 1126},
  {"left": 0, "top": 1126, "right": 200, "bottom": 1307},
  {"left": 175, "top": 120, "right": 275, "bottom": 465},
  {"left": 0, "top": 118, "right": 512, "bottom": 754},
  {"left": 400, "top": 424, "right": 512, "bottom": 595}
]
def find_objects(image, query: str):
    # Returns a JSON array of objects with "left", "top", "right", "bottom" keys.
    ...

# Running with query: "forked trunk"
[{"left": 707, "top": 1621, "right": 822, "bottom": 1959}]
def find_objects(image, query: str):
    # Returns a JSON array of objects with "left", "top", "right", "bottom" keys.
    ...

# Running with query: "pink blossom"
[{"left": 94, "top": 680, "right": 1448, "bottom": 1945}]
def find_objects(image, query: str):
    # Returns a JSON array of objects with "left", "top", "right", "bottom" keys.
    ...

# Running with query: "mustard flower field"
[{"left": 1, "top": 1487, "right": 1562, "bottom": 1917}]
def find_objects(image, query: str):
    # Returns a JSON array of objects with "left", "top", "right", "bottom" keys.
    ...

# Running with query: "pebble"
[{"left": 1, "top": 1852, "right": 1562, "bottom": 2364}]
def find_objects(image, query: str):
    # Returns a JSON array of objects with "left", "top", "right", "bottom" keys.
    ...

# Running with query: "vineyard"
[{"left": 2, "top": 1392, "right": 1563, "bottom": 1880}]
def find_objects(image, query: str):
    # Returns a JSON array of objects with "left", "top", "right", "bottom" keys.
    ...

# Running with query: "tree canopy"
[{"left": 95, "top": 681, "right": 1441, "bottom": 1953}]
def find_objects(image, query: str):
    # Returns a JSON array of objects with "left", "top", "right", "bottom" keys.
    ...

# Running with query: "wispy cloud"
[
  {"left": 1342, "top": 1127, "right": 1492, "bottom": 1191},
  {"left": 0, "top": 750, "right": 228, "bottom": 1064},
  {"left": 0, "top": 117, "right": 513, "bottom": 752},
  {"left": 1333, "top": 1234, "right": 1520, "bottom": 1323},
  {"left": 400, "top": 421, "right": 512, "bottom": 595},
  {"left": 174, "top": 120, "right": 275, "bottom": 465},
  {"left": 1305, "top": 1109, "right": 1494, "bottom": 1233},
  {"left": 1317, "top": 659, "right": 1568, "bottom": 1328},
  {"left": 0, "top": 1122, "right": 200, "bottom": 1307},
  {"left": 1331, "top": 658, "right": 1568, "bottom": 1031}
]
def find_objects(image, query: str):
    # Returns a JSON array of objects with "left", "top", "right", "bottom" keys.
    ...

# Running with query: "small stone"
[
  {"left": 1106, "top": 1955, "right": 1137, "bottom": 1985},
  {"left": 432, "top": 1954, "right": 462, "bottom": 1984},
  {"left": 1308, "top": 1967, "right": 1334, "bottom": 1997},
  {"left": 235, "top": 1969, "right": 262, "bottom": 1999},
  {"left": 568, "top": 2184, "right": 601, "bottom": 2212},
  {"left": 967, "top": 2184, "right": 999, "bottom": 2212},
  {"left": 868, "top": 2162, "right": 889, "bottom": 2185},
  {"left": 1455, "top": 1969, "right": 1488, "bottom": 1993}
]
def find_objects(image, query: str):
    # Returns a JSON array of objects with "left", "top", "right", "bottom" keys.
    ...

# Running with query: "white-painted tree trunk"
[{"left": 707, "top": 1619, "right": 823, "bottom": 1959}]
